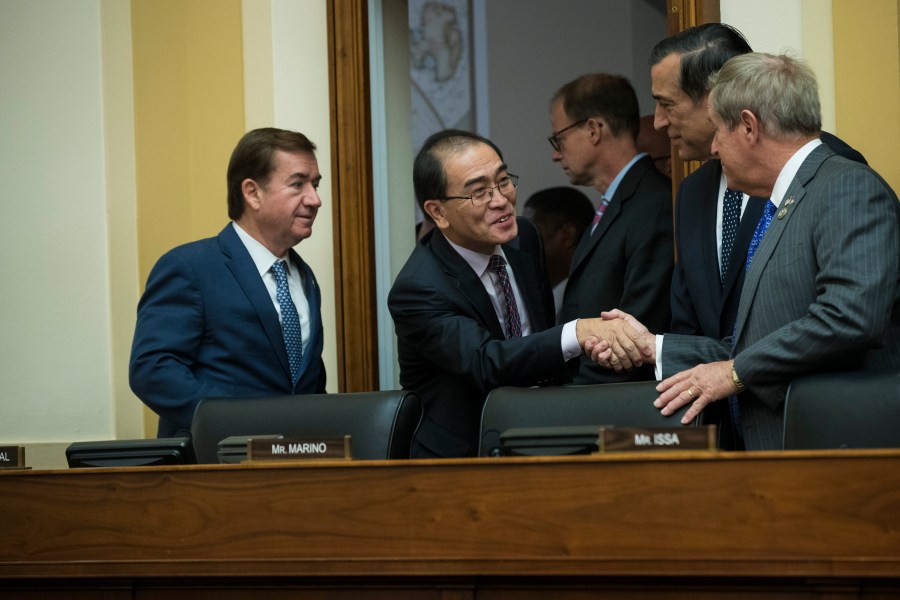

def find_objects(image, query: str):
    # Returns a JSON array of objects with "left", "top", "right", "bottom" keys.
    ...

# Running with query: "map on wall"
[{"left": 409, "top": 0, "right": 474, "bottom": 152}]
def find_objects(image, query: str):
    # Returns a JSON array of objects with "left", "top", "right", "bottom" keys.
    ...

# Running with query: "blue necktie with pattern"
[
  {"left": 488, "top": 254, "right": 522, "bottom": 338},
  {"left": 730, "top": 199, "right": 777, "bottom": 439},
  {"left": 271, "top": 260, "right": 303, "bottom": 384},
  {"left": 721, "top": 188, "right": 742, "bottom": 283},
  {"left": 744, "top": 200, "right": 776, "bottom": 273}
]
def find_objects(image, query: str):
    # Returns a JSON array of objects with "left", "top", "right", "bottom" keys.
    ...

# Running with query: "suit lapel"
[
  {"left": 724, "top": 196, "right": 765, "bottom": 296},
  {"left": 571, "top": 156, "right": 652, "bottom": 274},
  {"left": 698, "top": 163, "right": 724, "bottom": 301},
  {"left": 430, "top": 231, "right": 505, "bottom": 339},
  {"left": 288, "top": 249, "right": 323, "bottom": 391},
  {"left": 504, "top": 245, "right": 547, "bottom": 331},
  {"left": 734, "top": 145, "right": 834, "bottom": 342},
  {"left": 218, "top": 224, "right": 292, "bottom": 380}
]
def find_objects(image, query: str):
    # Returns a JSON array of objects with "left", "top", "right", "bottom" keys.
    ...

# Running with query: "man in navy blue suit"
[{"left": 130, "top": 128, "right": 326, "bottom": 437}]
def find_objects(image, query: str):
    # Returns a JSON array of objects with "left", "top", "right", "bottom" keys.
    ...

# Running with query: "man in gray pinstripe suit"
[{"left": 593, "top": 53, "right": 900, "bottom": 450}]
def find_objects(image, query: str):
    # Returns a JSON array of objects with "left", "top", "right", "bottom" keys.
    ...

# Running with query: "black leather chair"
[
  {"left": 191, "top": 390, "right": 423, "bottom": 463},
  {"left": 782, "top": 370, "right": 900, "bottom": 449},
  {"left": 478, "top": 382, "right": 698, "bottom": 457}
]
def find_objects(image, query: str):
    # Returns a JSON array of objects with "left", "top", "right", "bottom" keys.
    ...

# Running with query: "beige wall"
[
  {"left": 833, "top": 0, "right": 900, "bottom": 193},
  {"left": 0, "top": 1, "right": 116, "bottom": 454},
  {"left": 722, "top": 0, "right": 900, "bottom": 190},
  {"left": 131, "top": 0, "right": 247, "bottom": 436},
  {"left": 268, "top": 0, "right": 338, "bottom": 393}
]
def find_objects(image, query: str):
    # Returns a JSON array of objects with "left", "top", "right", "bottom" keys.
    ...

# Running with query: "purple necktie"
[
  {"left": 488, "top": 254, "right": 522, "bottom": 338},
  {"left": 590, "top": 196, "right": 610, "bottom": 234}
]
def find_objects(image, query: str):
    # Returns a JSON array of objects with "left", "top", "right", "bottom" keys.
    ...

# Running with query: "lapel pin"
[{"left": 777, "top": 197, "right": 793, "bottom": 219}]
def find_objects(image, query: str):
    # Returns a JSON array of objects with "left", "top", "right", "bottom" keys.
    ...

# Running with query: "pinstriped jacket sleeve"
[{"left": 732, "top": 156, "right": 900, "bottom": 408}]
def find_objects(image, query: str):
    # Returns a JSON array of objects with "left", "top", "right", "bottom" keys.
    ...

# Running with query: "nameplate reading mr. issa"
[
  {"left": 598, "top": 426, "right": 716, "bottom": 453},
  {"left": 247, "top": 436, "right": 351, "bottom": 462}
]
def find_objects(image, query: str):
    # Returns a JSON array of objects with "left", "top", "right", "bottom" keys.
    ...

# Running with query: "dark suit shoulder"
[
  {"left": 820, "top": 131, "right": 867, "bottom": 165},
  {"left": 678, "top": 160, "right": 720, "bottom": 196},
  {"left": 617, "top": 155, "right": 671, "bottom": 197}
]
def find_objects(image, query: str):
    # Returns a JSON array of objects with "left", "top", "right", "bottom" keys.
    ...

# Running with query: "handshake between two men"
[{"left": 576, "top": 311, "right": 738, "bottom": 427}]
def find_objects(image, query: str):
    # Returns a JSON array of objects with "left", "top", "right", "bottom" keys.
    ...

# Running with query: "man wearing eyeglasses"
[
  {"left": 388, "top": 129, "right": 652, "bottom": 458},
  {"left": 548, "top": 73, "right": 674, "bottom": 384}
]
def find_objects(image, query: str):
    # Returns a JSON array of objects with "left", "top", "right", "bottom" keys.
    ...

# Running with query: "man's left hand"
[{"left": 655, "top": 360, "right": 737, "bottom": 424}]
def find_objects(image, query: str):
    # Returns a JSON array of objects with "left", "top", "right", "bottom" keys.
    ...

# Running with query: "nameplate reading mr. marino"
[
  {"left": 248, "top": 436, "right": 351, "bottom": 462},
  {"left": 598, "top": 426, "right": 716, "bottom": 453}
]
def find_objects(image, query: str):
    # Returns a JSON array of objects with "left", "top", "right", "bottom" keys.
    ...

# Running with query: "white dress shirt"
[{"left": 232, "top": 222, "right": 312, "bottom": 356}]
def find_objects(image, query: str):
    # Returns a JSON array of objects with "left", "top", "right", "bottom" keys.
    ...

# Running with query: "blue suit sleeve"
[{"left": 129, "top": 251, "right": 229, "bottom": 432}]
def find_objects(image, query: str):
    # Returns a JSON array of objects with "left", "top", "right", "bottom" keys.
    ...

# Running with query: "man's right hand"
[{"left": 576, "top": 314, "right": 653, "bottom": 372}]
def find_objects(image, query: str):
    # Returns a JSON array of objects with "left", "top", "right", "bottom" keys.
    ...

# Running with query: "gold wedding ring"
[{"left": 686, "top": 388, "right": 695, "bottom": 400}]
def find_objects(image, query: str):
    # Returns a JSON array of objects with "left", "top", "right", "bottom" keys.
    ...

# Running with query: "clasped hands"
[
  {"left": 579, "top": 310, "right": 740, "bottom": 425},
  {"left": 577, "top": 309, "right": 655, "bottom": 371}
]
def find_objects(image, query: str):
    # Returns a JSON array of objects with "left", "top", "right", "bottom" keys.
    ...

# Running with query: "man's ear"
[
  {"left": 242, "top": 178, "right": 263, "bottom": 210},
  {"left": 739, "top": 109, "right": 760, "bottom": 145},
  {"left": 587, "top": 117, "right": 606, "bottom": 145},
  {"left": 423, "top": 199, "right": 449, "bottom": 230}
]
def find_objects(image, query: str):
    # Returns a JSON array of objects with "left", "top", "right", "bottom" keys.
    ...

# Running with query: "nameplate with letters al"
[
  {"left": 0, "top": 445, "right": 26, "bottom": 469},
  {"left": 598, "top": 426, "right": 716, "bottom": 453},
  {"left": 247, "top": 435, "right": 352, "bottom": 462}
]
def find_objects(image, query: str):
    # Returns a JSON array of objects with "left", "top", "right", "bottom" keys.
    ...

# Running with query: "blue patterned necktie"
[
  {"left": 488, "top": 254, "right": 522, "bottom": 338},
  {"left": 744, "top": 200, "right": 777, "bottom": 272},
  {"left": 730, "top": 199, "right": 777, "bottom": 440},
  {"left": 271, "top": 260, "right": 303, "bottom": 384},
  {"left": 720, "top": 188, "right": 742, "bottom": 283}
]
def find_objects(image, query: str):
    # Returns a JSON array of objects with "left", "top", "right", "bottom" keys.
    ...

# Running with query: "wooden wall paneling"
[
  {"left": 327, "top": 0, "right": 379, "bottom": 392},
  {"left": 4, "top": 452, "right": 900, "bottom": 592}
]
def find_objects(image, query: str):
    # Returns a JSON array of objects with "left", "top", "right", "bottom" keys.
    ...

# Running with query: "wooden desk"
[{"left": 3, "top": 451, "right": 900, "bottom": 598}]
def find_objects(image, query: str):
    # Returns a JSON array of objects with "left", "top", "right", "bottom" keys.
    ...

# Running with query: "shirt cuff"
[
  {"left": 561, "top": 320, "right": 581, "bottom": 361},
  {"left": 654, "top": 334, "right": 664, "bottom": 381}
]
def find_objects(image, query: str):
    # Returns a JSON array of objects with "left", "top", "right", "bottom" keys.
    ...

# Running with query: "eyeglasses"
[
  {"left": 443, "top": 174, "right": 519, "bottom": 207},
  {"left": 548, "top": 119, "right": 588, "bottom": 151}
]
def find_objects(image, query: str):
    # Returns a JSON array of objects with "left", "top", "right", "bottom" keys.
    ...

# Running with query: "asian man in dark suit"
[
  {"left": 388, "top": 130, "right": 650, "bottom": 458},
  {"left": 549, "top": 74, "right": 674, "bottom": 385},
  {"left": 130, "top": 128, "right": 327, "bottom": 437},
  {"left": 648, "top": 23, "right": 867, "bottom": 444},
  {"left": 595, "top": 54, "right": 900, "bottom": 450}
]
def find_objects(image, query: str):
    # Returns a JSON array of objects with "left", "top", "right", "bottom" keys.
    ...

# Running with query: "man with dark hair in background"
[
  {"left": 389, "top": 129, "right": 650, "bottom": 458},
  {"left": 130, "top": 128, "right": 327, "bottom": 437},
  {"left": 548, "top": 73, "right": 673, "bottom": 384},
  {"left": 523, "top": 187, "right": 594, "bottom": 319}
]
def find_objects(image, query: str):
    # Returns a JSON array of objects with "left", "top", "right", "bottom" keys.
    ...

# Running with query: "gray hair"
[{"left": 709, "top": 53, "right": 821, "bottom": 139}]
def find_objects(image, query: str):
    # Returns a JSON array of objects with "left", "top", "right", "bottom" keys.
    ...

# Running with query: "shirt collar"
[
  {"left": 771, "top": 138, "right": 823, "bottom": 208},
  {"left": 232, "top": 222, "right": 285, "bottom": 276},
  {"left": 445, "top": 237, "right": 504, "bottom": 278},
  {"left": 604, "top": 152, "right": 648, "bottom": 201}
]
